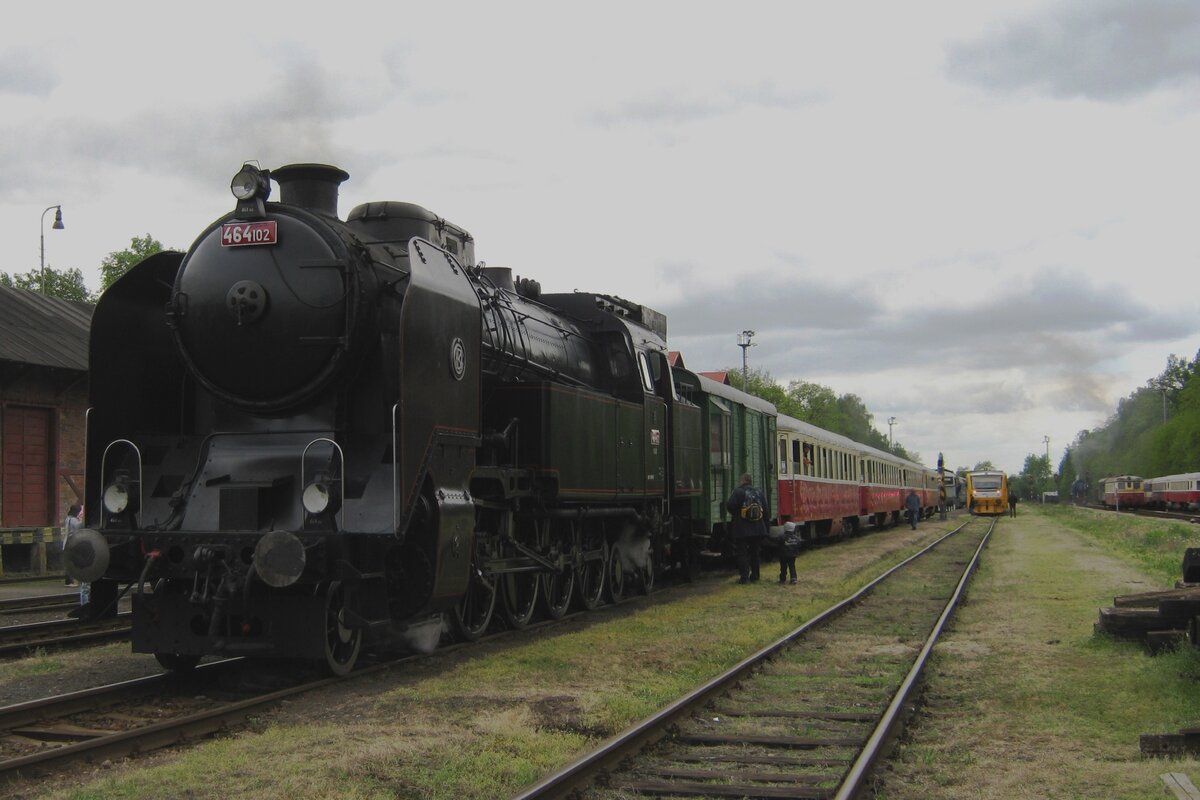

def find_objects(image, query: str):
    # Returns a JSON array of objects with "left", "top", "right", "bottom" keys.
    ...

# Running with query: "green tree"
[
  {"left": 1012, "top": 453, "right": 1052, "bottom": 501},
  {"left": 726, "top": 368, "right": 915, "bottom": 461},
  {"left": 0, "top": 266, "right": 91, "bottom": 302},
  {"left": 99, "top": 234, "right": 165, "bottom": 292},
  {"left": 1059, "top": 350, "right": 1200, "bottom": 492}
]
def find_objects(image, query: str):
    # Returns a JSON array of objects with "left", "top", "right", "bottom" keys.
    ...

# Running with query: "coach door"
[{"left": 2, "top": 406, "right": 54, "bottom": 526}]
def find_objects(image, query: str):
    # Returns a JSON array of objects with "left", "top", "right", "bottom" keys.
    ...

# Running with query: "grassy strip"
[
  {"left": 1037, "top": 503, "right": 1200, "bottom": 586},
  {"left": 34, "top": 523, "right": 958, "bottom": 800},
  {"left": 880, "top": 507, "right": 1200, "bottom": 799}
]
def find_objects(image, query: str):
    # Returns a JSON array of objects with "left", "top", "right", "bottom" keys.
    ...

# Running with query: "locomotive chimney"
[{"left": 272, "top": 163, "right": 350, "bottom": 218}]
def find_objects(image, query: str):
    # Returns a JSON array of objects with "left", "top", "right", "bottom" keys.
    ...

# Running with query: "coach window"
[
  {"left": 778, "top": 438, "right": 789, "bottom": 475},
  {"left": 709, "top": 401, "right": 731, "bottom": 468},
  {"left": 791, "top": 439, "right": 801, "bottom": 475}
]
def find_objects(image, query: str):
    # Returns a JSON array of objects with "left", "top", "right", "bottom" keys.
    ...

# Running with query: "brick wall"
[{"left": 0, "top": 366, "right": 88, "bottom": 527}]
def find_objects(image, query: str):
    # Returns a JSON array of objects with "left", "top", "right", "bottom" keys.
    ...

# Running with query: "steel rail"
[
  {"left": 832, "top": 516, "right": 995, "bottom": 799},
  {"left": 0, "top": 570, "right": 701, "bottom": 781},
  {"left": 511, "top": 519, "right": 977, "bottom": 800},
  {"left": 0, "top": 614, "right": 132, "bottom": 658},
  {"left": 0, "top": 593, "right": 79, "bottom": 613}
]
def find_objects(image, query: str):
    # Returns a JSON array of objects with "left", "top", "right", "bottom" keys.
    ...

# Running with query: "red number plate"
[{"left": 221, "top": 221, "right": 278, "bottom": 247}]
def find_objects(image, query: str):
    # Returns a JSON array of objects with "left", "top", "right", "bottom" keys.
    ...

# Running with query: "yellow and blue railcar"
[{"left": 966, "top": 470, "right": 1008, "bottom": 516}]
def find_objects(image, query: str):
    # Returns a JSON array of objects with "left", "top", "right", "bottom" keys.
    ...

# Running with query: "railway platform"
[{"left": 0, "top": 527, "right": 65, "bottom": 579}]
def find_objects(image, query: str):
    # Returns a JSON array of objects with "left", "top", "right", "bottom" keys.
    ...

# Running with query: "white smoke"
[{"left": 612, "top": 523, "right": 651, "bottom": 574}]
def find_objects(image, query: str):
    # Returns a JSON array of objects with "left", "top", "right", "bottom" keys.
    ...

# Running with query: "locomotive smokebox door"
[{"left": 397, "top": 238, "right": 481, "bottom": 606}]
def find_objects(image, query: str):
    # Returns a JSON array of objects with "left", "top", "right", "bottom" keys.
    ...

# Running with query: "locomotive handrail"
[
  {"left": 100, "top": 438, "right": 144, "bottom": 521},
  {"left": 392, "top": 403, "right": 399, "bottom": 535},
  {"left": 301, "top": 437, "right": 345, "bottom": 530}
]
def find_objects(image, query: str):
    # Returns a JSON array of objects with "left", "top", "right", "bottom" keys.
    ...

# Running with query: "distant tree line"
[
  {"left": 0, "top": 234, "right": 166, "bottom": 302},
  {"left": 728, "top": 367, "right": 920, "bottom": 463}
]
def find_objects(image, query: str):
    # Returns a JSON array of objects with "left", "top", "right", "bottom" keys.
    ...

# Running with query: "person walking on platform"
[
  {"left": 727, "top": 473, "right": 768, "bottom": 584},
  {"left": 1009, "top": 492, "right": 1019, "bottom": 517},
  {"left": 905, "top": 489, "right": 921, "bottom": 530}
]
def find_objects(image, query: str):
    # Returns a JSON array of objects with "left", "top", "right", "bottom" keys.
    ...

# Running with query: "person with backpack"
[{"left": 726, "top": 472, "right": 768, "bottom": 584}]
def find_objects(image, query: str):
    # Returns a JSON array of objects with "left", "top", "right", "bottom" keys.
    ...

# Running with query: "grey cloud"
[
  {"left": 1042, "top": 371, "right": 1112, "bottom": 412},
  {"left": 0, "top": 49, "right": 58, "bottom": 97},
  {"left": 904, "top": 381, "right": 1035, "bottom": 415},
  {"left": 946, "top": 0, "right": 1200, "bottom": 101},
  {"left": 660, "top": 265, "right": 1199, "bottom": 412},
  {"left": 659, "top": 269, "right": 881, "bottom": 338},
  {"left": 0, "top": 49, "right": 398, "bottom": 197},
  {"left": 591, "top": 80, "right": 821, "bottom": 127}
]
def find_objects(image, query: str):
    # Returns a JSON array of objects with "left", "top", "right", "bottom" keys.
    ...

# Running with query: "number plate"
[{"left": 221, "top": 221, "right": 278, "bottom": 247}]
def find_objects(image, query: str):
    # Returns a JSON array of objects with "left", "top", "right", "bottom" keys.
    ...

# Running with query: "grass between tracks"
[
  {"left": 25, "top": 523, "right": 952, "bottom": 800},
  {"left": 879, "top": 506, "right": 1200, "bottom": 800}
]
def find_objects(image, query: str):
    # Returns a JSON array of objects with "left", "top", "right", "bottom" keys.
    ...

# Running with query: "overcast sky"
[{"left": 2, "top": 0, "right": 1198, "bottom": 475}]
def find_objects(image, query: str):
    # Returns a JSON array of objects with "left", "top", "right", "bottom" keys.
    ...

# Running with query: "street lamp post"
[
  {"left": 887, "top": 416, "right": 897, "bottom": 448},
  {"left": 40, "top": 205, "right": 65, "bottom": 294},
  {"left": 736, "top": 330, "right": 756, "bottom": 388}
]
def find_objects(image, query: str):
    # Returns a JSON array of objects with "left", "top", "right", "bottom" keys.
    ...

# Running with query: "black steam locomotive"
[{"left": 66, "top": 163, "right": 705, "bottom": 673}]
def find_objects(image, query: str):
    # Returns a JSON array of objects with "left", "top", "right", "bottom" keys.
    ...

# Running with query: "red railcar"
[
  {"left": 1144, "top": 473, "right": 1200, "bottom": 510},
  {"left": 1100, "top": 475, "right": 1146, "bottom": 508}
]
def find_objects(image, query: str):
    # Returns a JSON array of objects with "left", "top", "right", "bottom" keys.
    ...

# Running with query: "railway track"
[
  {"left": 0, "top": 614, "right": 132, "bottom": 659},
  {"left": 0, "top": 592, "right": 80, "bottom": 617},
  {"left": 1082, "top": 502, "right": 1200, "bottom": 524},
  {"left": 514, "top": 517, "right": 995, "bottom": 800},
  {"left": 0, "top": 571, "right": 726, "bottom": 783}
]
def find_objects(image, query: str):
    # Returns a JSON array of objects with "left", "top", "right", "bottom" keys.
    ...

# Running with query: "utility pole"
[
  {"left": 737, "top": 330, "right": 756, "bottom": 388},
  {"left": 887, "top": 417, "right": 897, "bottom": 448},
  {"left": 1043, "top": 435, "right": 1050, "bottom": 462}
]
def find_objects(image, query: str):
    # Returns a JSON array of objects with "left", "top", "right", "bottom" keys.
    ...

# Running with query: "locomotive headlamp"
[
  {"left": 230, "top": 164, "right": 270, "bottom": 201},
  {"left": 103, "top": 480, "right": 130, "bottom": 514},
  {"left": 303, "top": 480, "right": 339, "bottom": 515},
  {"left": 230, "top": 163, "right": 271, "bottom": 219}
]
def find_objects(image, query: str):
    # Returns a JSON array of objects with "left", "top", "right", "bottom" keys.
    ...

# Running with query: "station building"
[{"left": 0, "top": 285, "right": 92, "bottom": 575}]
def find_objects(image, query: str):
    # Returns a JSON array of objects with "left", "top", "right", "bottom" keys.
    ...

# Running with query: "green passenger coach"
[{"left": 673, "top": 368, "right": 777, "bottom": 555}]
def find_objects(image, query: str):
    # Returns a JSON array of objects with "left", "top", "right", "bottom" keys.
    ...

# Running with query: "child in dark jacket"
[{"left": 778, "top": 525, "right": 801, "bottom": 584}]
